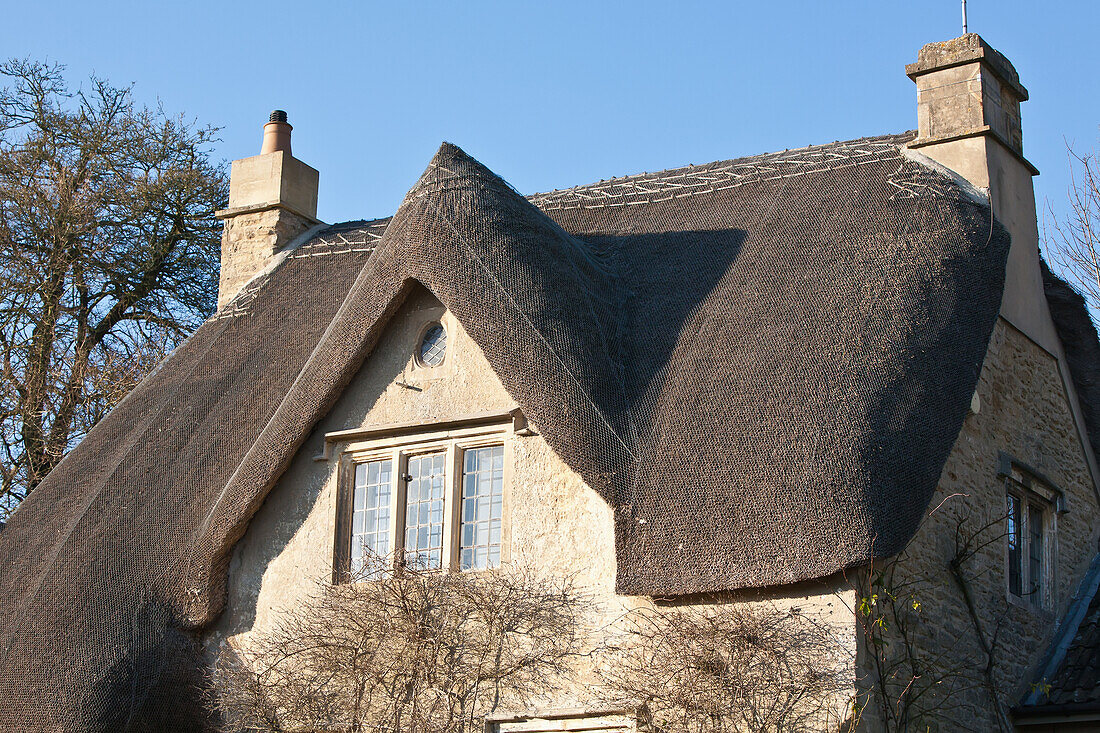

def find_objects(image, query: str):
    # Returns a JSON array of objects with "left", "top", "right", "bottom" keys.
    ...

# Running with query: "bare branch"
[
  {"left": 208, "top": 561, "right": 589, "bottom": 732},
  {"left": 0, "top": 58, "right": 227, "bottom": 519},
  {"left": 1045, "top": 141, "right": 1100, "bottom": 315}
]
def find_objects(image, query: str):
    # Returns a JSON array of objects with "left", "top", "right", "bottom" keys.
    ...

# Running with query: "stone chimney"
[
  {"left": 905, "top": 35, "right": 1055, "bottom": 350},
  {"left": 907, "top": 34, "right": 1029, "bottom": 162},
  {"left": 215, "top": 111, "right": 320, "bottom": 310},
  {"left": 906, "top": 34, "right": 1100, "bottom": 510}
]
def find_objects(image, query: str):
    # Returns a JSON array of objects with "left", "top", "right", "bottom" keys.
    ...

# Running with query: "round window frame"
[{"left": 415, "top": 321, "right": 448, "bottom": 368}]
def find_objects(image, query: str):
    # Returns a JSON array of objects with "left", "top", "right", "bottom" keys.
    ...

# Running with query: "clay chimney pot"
[
  {"left": 216, "top": 108, "right": 318, "bottom": 310},
  {"left": 260, "top": 110, "right": 293, "bottom": 155}
]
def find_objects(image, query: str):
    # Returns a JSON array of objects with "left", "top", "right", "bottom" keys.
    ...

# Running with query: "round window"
[{"left": 418, "top": 323, "right": 447, "bottom": 367}]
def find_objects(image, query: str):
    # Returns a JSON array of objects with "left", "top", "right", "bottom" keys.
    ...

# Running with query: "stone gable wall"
[{"left": 855, "top": 318, "right": 1100, "bottom": 731}]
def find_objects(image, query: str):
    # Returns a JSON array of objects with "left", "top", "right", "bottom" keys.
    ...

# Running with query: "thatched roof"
[
  {"left": 0, "top": 132, "right": 1045, "bottom": 729},
  {"left": 1042, "top": 260, "right": 1100, "bottom": 466}
]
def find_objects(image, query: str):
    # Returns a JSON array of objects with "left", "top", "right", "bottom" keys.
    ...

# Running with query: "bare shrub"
[
  {"left": 850, "top": 498, "right": 1015, "bottom": 732},
  {"left": 599, "top": 602, "right": 850, "bottom": 733},
  {"left": 1046, "top": 144, "right": 1100, "bottom": 312},
  {"left": 209, "top": 562, "right": 588, "bottom": 732}
]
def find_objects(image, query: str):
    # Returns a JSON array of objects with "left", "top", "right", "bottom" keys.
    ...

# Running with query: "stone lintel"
[{"left": 216, "top": 200, "right": 322, "bottom": 225}]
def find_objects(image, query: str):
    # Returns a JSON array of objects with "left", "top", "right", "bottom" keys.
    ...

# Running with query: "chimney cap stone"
[
  {"left": 906, "top": 33, "right": 1028, "bottom": 101},
  {"left": 269, "top": 110, "right": 288, "bottom": 123}
]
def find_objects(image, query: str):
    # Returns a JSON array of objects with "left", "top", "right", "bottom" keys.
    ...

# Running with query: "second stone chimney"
[
  {"left": 905, "top": 34, "right": 1054, "bottom": 351},
  {"left": 907, "top": 34, "right": 1029, "bottom": 161},
  {"left": 906, "top": 34, "right": 1100, "bottom": 515},
  {"left": 216, "top": 111, "right": 320, "bottom": 310}
]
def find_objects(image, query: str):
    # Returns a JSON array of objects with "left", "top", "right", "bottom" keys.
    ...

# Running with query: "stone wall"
[
  {"left": 217, "top": 207, "right": 314, "bottom": 310},
  {"left": 855, "top": 318, "right": 1100, "bottom": 731}
]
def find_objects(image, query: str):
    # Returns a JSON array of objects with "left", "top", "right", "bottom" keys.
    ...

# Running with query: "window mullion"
[
  {"left": 442, "top": 441, "right": 458, "bottom": 572},
  {"left": 391, "top": 448, "right": 406, "bottom": 567},
  {"left": 1007, "top": 492, "right": 1022, "bottom": 598},
  {"left": 1016, "top": 493, "right": 1025, "bottom": 598},
  {"left": 1028, "top": 500, "right": 1044, "bottom": 606}
]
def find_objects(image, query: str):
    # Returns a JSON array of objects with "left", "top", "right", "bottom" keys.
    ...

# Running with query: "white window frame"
[{"left": 335, "top": 418, "right": 513, "bottom": 579}]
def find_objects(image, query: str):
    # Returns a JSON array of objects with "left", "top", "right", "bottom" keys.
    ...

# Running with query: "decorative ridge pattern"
[
  {"left": 528, "top": 133, "right": 920, "bottom": 212},
  {"left": 290, "top": 218, "right": 390, "bottom": 256},
  {"left": 222, "top": 133, "right": 939, "bottom": 324}
]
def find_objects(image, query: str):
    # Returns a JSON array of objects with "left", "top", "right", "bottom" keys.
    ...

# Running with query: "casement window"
[
  {"left": 331, "top": 415, "right": 515, "bottom": 581},
  {"left": 1002, "top": 459, "right": 1061, "bottom": 611},
  {"left": 1005, "top": 492, "right": 1046, "bottom": 603},
  {"left": 349, "top": 458, "right": 394, "bottom": 573}
]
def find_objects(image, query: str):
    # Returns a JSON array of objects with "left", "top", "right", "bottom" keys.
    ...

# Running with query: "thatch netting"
[{"left": 0, "top": 134, "right": 1038, "bottom": 729}]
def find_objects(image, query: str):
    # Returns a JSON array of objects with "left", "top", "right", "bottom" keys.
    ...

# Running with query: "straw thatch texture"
[
  {"left": 0, "top": 221, "right": 384, "bottom": 730},
  {"left": 0, "top": 134, "right": 1034, "bottom": 729},
  {"left": 1042, "top": 260, "right": 1100, "bottom": 465}
]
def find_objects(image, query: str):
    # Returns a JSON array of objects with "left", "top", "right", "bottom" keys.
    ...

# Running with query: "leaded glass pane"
[
  {"left": 405, "top": 452, "right": 446, "bottom": 569},
  {"left": 1007, "top": 493, "right": 1022, "bottom": 597},
  {"left": 419, "top": 324, "right": 447, "bottom": 367},
  {"left": 460, "top": 445, "right": 504, "bottom": 570},
  {"left": 351, "top": 459, "right": 392, "bottom": 577},
  {"left": 1029, "top": 505, "right": 1044, "bottom": 602}
]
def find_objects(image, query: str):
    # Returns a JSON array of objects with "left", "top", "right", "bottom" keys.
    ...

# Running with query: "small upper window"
[
  {"left": 418, "top": 324, "right": 447, "bottom": 367},
  {"left": 1005, "top": 471, "right": 1056, "bottom": 610}
]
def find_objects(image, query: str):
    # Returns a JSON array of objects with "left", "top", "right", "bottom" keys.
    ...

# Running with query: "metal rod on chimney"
[{"left": 962, "top": 0, "right": 968, "bottom": 33}]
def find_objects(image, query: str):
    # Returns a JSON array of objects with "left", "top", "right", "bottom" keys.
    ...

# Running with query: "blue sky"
[{"left": 2, "top": 1, "right": 1098, "bottom": 235}]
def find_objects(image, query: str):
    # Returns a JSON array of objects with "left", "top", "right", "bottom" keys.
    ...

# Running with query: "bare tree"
[
  {"left": 1046, "top": 143, "right": 1100, "bottom": 312},
  {"left": 208, "top": 562, "right": 588, "bottom": 732},
  {"left": 0, "top": 59, "right": 227, "bottom": 518},
  {"left": 849, "top": 499, "right": 1014, "bottom": 732},
  {"left": 599, "top": 602, "right": 850, "bottom": 733}
]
